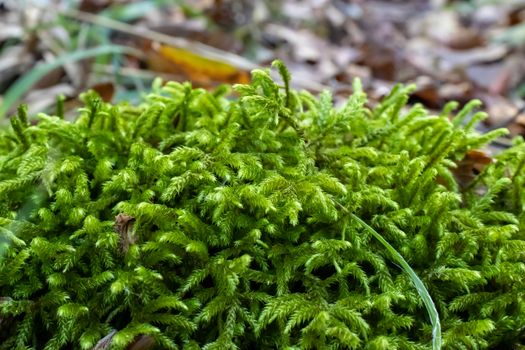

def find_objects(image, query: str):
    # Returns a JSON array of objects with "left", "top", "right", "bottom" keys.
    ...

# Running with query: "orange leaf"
[{"left": 147, "top": 42, "right": 250, "bottom": 86}]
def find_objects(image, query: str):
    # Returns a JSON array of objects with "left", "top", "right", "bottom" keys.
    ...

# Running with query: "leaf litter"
[{"left": 1, "top": 0, "right": 525, "bottom": 159}]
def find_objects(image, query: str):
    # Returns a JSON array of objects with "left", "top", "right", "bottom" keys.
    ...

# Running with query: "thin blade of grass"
[
  {"left": 350, "top": 213, "right": 442, "bottom": 350},
  {"left": 0, "top": 45, "right": 142, "bottom": 119}
]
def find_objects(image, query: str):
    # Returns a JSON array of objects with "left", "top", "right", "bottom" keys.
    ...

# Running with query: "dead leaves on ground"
[
  {"left": 0, "top": 1, "right": 252, "bottom": 117},
  {"left": 2, "top": 0, "right": 525, "bottom": 138}
]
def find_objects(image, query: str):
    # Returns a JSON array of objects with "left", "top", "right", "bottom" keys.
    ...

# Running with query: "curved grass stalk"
[
  {"left": 0, "top": 45, "right": 142, "bottom": 119},
  {"left": 350, "top": 213, "right": 442, "bottom": 350}
]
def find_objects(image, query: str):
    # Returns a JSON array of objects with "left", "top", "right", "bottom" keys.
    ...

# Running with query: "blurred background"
[{"left": 1, "top": 0, "right": 525, "bottom": 139}]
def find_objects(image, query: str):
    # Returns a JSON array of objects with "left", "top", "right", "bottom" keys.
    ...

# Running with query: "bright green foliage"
[{"left": 1, "top": 61, "right": 525, "bottom": 349}]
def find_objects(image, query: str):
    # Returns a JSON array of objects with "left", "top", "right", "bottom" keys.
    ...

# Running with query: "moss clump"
[{"left": 1, "top": 62, "right": 525, "bottom": 349}]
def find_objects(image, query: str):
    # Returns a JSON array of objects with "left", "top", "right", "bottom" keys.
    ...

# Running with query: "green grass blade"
[
  {"left": 351, "top": 213, "right": 442, "bottom": 350},
  {"left": 0, "top": 45, "right": 140, "bottom": 119}
]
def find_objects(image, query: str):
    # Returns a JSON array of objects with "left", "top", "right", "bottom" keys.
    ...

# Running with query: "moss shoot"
[{"left": 1, "top": 62, "right": 524, "bottom": 349}]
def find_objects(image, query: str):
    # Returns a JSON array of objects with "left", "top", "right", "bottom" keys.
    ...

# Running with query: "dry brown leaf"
[
  {"left": 437, "top": 45, "right": 508, "bottom": 68},
  {"left": 31, "top": 55, "right": 66, "bottom": 90},
  {"left": 114, "top": 213, "right": 136, "bottom": 254},
  {"left": 409, "top": 10, "right": 484, "bottom": 50},
  {"left": 438, "top": 82, "right": 473, "bottom": 103},
  {"left": 78, "top": 0, "right": 119, "bottom": 13},
  {"left": 453, "top": 149, "right": 494, "bottom": 188},
  {"left": 362, "top": 44, "right": 397, "bottom": 81},
  {"left": 411, "top": 76, "right": 441, "bottom": 108},
  {"left": 508, "top": 114, "right": 525, "bottom": 137},
  {"left": 404, "top": 38, "right": 460, "bottom": 83},
  {"left": 90, "top": 82, "right": 115, "bottom": 103},
  {"left": 477, "top": 93, "right": 520, "bottom": 127}
]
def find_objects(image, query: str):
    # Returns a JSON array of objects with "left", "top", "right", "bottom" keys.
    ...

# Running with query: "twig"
[
  {"left": 93, "top": 64, "right": 185, "bottom": 82},
  {"left": 57, "top": 7, "right": 257, "bottom": 71},
  {"left": 56, "top": 7, "right": 329, "bottom": 92}
]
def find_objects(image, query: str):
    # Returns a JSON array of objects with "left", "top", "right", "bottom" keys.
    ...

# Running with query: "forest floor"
[{"left": 1, "top": 0, "right": 525, "bottom": 140}]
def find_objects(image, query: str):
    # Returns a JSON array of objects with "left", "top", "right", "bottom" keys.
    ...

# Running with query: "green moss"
[{"left": 1, "top": 62, "right": 524, "bottom": 349}]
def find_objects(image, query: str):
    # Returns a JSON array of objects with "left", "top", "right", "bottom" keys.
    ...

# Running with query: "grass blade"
[
  {"left": 350, "top": 213, "right": 442, "bottom": 350},
  {"left": 0, "top": 45, "right": 141, "bottom": 119}
]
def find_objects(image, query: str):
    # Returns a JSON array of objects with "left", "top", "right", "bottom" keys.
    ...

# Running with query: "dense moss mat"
[{"left": 1, "top": 62, "right": 525, "bottom": 349}]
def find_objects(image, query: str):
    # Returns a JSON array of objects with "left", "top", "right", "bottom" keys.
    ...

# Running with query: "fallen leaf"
[
  {"left": 493, "top": 55, "right": 525, "bottom": 95},
  {"left": 205, "top": 0, "right": 255, "bottom": 29},
  {"left": 409, "top": 10, "right": 484, "bottom": 50},
  {"left": 335, "top": 63, "right": 371, "bottom": 85},
  {"left": 368, "top": 79, "right": 396, "bottom": 102},
  {"left": 405, "top": 38, "right": 446, "bottom": 80},
  {"left": 508, "top": 113, "right": 525, "bottom": 137},
  {"left": 453, "top": 149, "right": 494, "bottom": 189},
  {"left": 31, "top": 63, "right": 64, "bottom": 90},
  {"left": 466, "top": 63, "right": 508, "bottom": 91},
  {"left": 437, "top": 45, "right": 508, "bottom": 68},
  {"left": 0, "top": 23, "right": 23, "bottom": 42},
  {"left": 438, "top": 82, "right": 473, "bottom": 103},
  {"left": 411, "top": 76, "right": 441, "bottom": 108},
  {"left": 507, "top": 5, "right": 525, "bottom": 25},
  {"left": 281, "top": 0, "right": 316, "bottom": 21},
  {"left": 472, "top": 4, "right": 511, "bottom": 27},
  {"left": 146, "top": 42, "right": 250, "bottom": 85},
  {"left": 79, "top": 0, "right": 113, "bottom": 13},
  {"left": 0, "top": 45, "right": 34, "bottom": 92},
  {"left": 114, "top": 213, "right": 136, "bottom": 254},
  {"left": 326, "top": 3, "right": 346, "bottom": 27},
  {"left": 363, "top": 0, "right": 424, "bottom": 25},
  {"left": 358, "top": 17, "right": 405, "bottom": 81},
  {"left": 477, "top": 92, "right": 520, "bottom": 127},
  {"left": 264, "top": 24, "right": 325, "bottom": 63},
  {"left": 90, "top": 82, "right": 115, "bottom": 103},
  {"left": 362, "top": 44, "right": 397, "bottom": 81}
]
